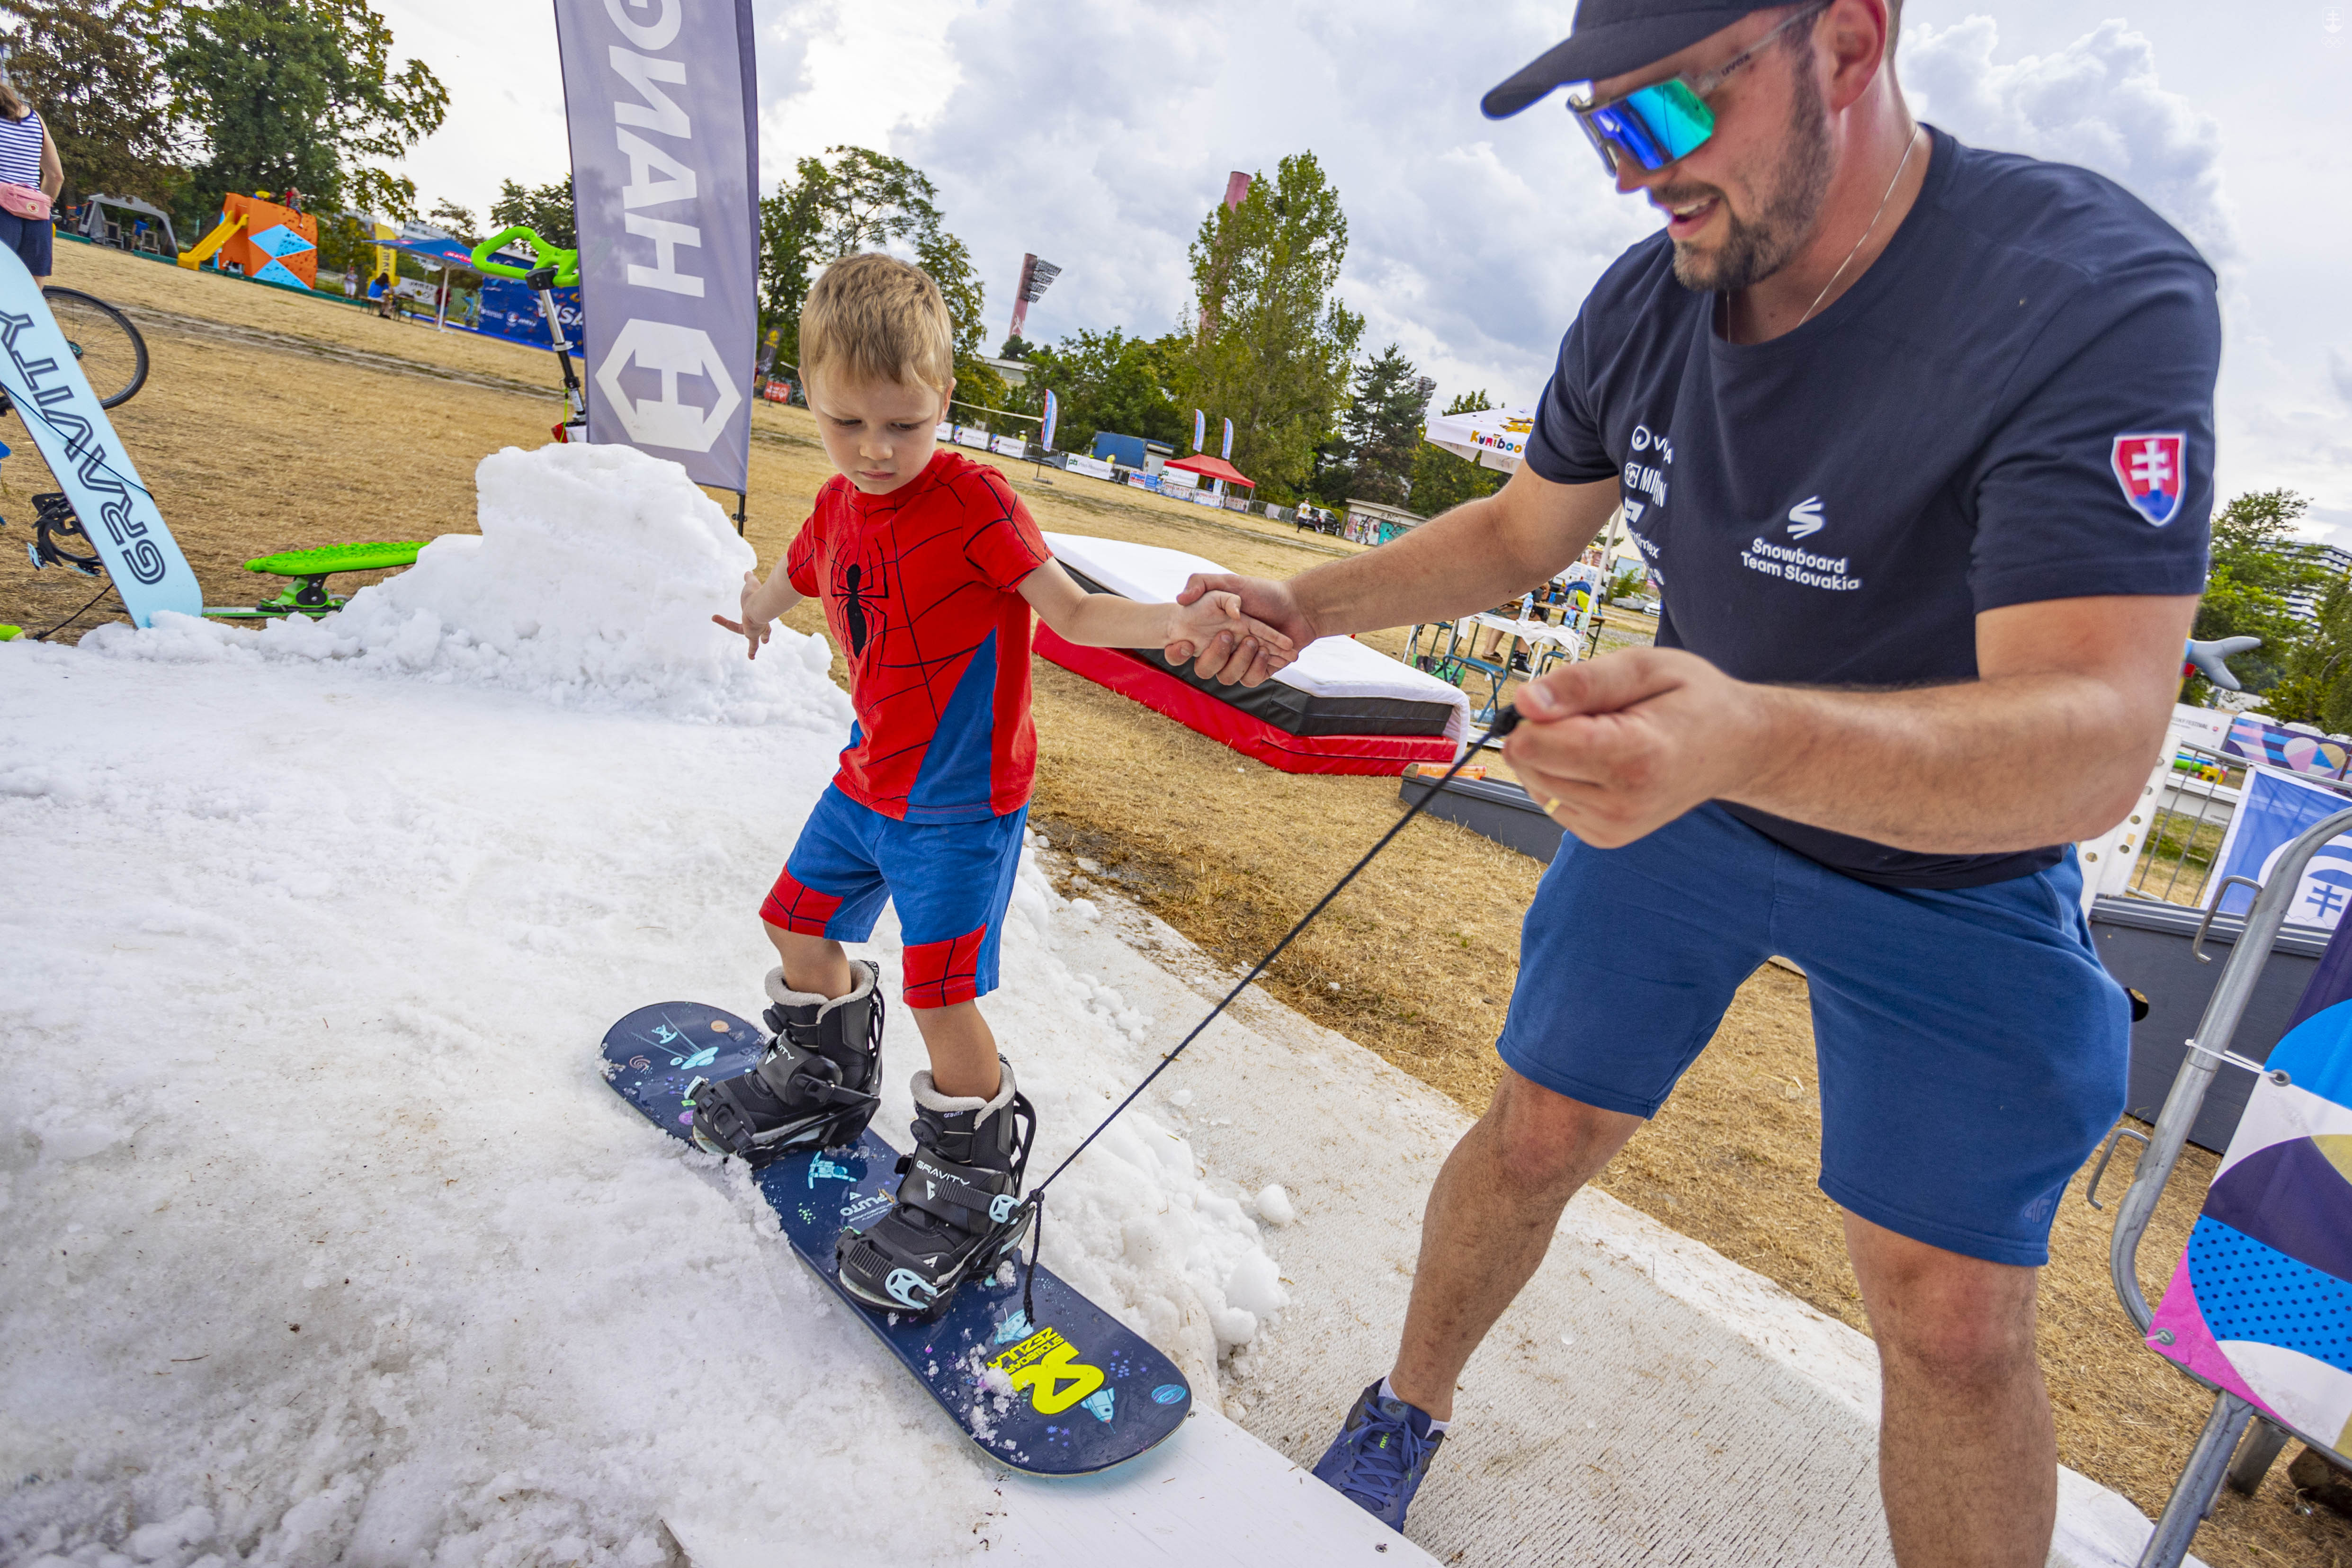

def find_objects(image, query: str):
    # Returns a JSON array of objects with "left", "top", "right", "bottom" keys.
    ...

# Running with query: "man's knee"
[
  {"left": 1848, "top": 1217, "right": 2039, "bottom": 1387},
  {"left": 1473, "top": 1071, "right": 1642, "bottom": 1202}
]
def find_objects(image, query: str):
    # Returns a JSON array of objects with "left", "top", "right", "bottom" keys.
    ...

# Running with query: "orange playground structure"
[{"left": 179, "top": 194, "right": 319, "bottom": 288}]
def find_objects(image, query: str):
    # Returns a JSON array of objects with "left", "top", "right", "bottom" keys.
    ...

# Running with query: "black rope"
[
  {"left": 1017, "top": 703, "right": 1524, "bottom": 1325},
  {"left": 0, "top": 376, "right": 161, "bottom": 502},
  {"left": 27, "top": 578, "right": 119, "bottom": 641}
]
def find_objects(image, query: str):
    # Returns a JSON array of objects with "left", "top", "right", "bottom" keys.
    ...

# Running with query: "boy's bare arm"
[
  {"left": 1016, "top": 559, "right": 1296, "bottom": 670},
  {"left": 712, "top": 563, "right": 805, "bottom": 660}
]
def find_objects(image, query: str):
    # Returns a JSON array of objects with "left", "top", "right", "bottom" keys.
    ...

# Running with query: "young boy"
[{"left": 701, "top": 252, "right": 1293, "bottom": 1316}]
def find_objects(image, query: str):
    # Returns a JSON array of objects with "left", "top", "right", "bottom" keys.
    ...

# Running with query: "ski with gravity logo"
[{"left": 599, "top": 1002, "right": 1192, "bottom": 1476}]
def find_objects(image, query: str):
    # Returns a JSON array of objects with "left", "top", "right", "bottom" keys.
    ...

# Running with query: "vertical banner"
[
  {"left": 554, "top": 0, "right": 759, "bottom": 494},
  {"left": 1192, "top": 408, "right": 1205, "bottom": 453},
  {"left": 1221, "top": 417, "right": 1233, "bottom": 460},
  {"left": 1041, "top": 388, "right": 1058, "bottom": 452}
]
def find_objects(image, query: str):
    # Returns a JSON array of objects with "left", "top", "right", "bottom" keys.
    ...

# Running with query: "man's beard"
[{"left": 1667, "top": 56, "right": 1834, "bottom": 295}]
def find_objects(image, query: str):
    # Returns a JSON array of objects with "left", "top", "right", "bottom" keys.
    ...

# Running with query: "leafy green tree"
[
  {"left": 758, "top": 146, "right": 1001, "bottom": 418},
  {"left": 2185, "top": 489, "right": 2327, "bottom": 703},
  {"left": 0, "top": 0, "right": 186, "bottom": 208},
  {"left": 487, "top": 178, "right": 573, "bottom": 248},
  {"left": 1406, "top": 389, "right": 1507, "bottom": 516},
  {"left": 1181, "top": 152, "right": 1362, "bottom": 500},
  {"left": 163, "top": 0, "right": 447, "bottom": 227},
  {"left": 424, "top": 197, "right": 476, "bottom": 245},
  {"left": 1330, "top": 343, "right": 1431, "bottom": 507},
  {"left": 1015, "top": 328, "right": 1186, "bottom": 454}
]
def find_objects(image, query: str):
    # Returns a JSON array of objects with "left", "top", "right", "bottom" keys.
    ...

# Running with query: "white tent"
[{"left": 1422, "top": 405, "right": 1536, "bottom": 472}]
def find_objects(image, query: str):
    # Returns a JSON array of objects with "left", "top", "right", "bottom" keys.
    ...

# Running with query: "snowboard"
[
  {"left": 599, "top": 1001, "right": 1194, "bottom": 1476},
  {"left": 0, "top": 246, "right": 200, "bottom": 627}
]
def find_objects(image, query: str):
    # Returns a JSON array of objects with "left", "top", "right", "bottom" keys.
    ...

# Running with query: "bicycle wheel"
[{"left": 40, "top": 287, "right": 149, "bottom": 409}]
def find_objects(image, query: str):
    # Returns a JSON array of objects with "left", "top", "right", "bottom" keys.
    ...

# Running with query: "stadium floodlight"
[{"left": 1009, "top": 253, "right": 1062, "bottom": 342}]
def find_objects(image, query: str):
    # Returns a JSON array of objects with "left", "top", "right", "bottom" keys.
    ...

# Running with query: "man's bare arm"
[
  {"left": 1507, "top": 592, "right": 2197, "bottom": 852},
  {"left": 1175, "top": 466, "right": 1622, "bottom": 684}
]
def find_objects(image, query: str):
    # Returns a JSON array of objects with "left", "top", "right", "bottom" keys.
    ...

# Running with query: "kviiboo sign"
[{"left": 554, "top": 0, "right": 759, "bottom": 496}]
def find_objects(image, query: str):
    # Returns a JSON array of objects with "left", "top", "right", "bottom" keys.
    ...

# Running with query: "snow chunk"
[
  {"left": 83, "top": 443, "right": 853, "bottom": 729},
  {"left": 1254, "top": 1183, "right": 1296, "bottom": 1227}
]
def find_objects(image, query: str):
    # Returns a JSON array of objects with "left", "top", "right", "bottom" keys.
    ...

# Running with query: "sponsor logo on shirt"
[
  {"left": 2110, "top": 432, "right": 2187, "bottom": 527},
  {"left": 1622, "top": 422, "right": 1672, "bottom": 508}
]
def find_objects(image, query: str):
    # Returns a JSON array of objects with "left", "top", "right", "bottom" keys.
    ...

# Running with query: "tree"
[
  {"left": 0, "top": 0, "right": 185, "bottom": 208},
  {"left": 1180, "top": 152, "right": 1363, "bottom": 500},
  {"left": 162, "top": 0, "right": 447, "bottom": 228},
  {"left": 487, "top": 178, "right": 573, "bottom": 249},
  {"left": 424, "top": 197, "right": 477, "bottom": 246},
  {"left": 758, "top": 146, "right": 1001, "bottom": 418},
  {"left": 1015, "top": 328, "right": 1187, "bottom": 454},
  {"left": 1405, "top": 389, "right": 1507, "bottom": 516},
  {"left": 1329, "top": 344, "right": 1431, "bottom": 507},
  {"left": 2186, "top": 489, "right": 2328, "bottom": 703}
]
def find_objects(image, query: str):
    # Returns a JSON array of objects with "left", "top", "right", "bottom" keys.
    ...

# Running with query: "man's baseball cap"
[{"left": 1483, "top": 0, "right": 1789, "bottom": 119}]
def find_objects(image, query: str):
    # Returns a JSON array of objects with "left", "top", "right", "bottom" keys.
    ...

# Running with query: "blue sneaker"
[{"left": 1311, "top": 1380, "right": 1445, "bottom": 1530}]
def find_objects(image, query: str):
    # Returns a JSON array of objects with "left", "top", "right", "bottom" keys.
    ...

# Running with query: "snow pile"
[
  {"left": 0, "top": 516, "right": 1289, "bottom": 1563},
  {"left": 84, "top": 442, "right": 849, "bottom": 727}
]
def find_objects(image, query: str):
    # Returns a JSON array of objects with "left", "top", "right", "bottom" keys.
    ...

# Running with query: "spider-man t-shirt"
[{"left": 786, "top": 449, "right": 1052, "bottom": 823}]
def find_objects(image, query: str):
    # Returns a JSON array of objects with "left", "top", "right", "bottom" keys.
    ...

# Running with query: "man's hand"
[
  {"left": 1170, "top": 573, "right": 1320, "bottom": 686},
  {"left": 711, "top": 570, "right": 776, "bottom": 660},
  {"left": 1165, "top": 589, "right": 1298, "bottom": 679},
  {"left": 1504, "top": 647, "right": 1776, "bottom": 848}
]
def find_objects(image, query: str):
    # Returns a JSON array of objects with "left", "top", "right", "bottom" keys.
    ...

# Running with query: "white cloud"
[
  {"left": 2333, "top": 348, "right": 2352, "bottom": 408},
  {"left": 1903, "top": 16, "right": 2236, "bottom": 262},
  {"left": 752, "top": 0, "right": 1652, "bottom": 407}
]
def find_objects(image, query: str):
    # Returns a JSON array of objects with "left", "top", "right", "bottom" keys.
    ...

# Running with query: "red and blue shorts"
[{"left": 761, "top": 784, "right": 1029, "bottom": 1009}]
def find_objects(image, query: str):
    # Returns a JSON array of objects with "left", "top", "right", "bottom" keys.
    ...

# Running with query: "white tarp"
[
  {"left": 1423, "top": 405, "right": 1536, "bottom": 472},
  {"left": 1043, "top": 532, "right": 1471, "bottom": 743}
]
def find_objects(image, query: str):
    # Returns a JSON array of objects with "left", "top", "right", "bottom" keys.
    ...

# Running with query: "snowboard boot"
[
  {"left": 836, "top": 1060, "right": 1035, "bottom": 1317},
  {"left": 689, "top": 961, "right": 884, "bottom": 1163}
]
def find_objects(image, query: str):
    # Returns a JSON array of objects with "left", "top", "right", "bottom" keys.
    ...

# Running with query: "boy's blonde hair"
[{"left": 800, "top": 252, "right": 957, "bottom": 396}]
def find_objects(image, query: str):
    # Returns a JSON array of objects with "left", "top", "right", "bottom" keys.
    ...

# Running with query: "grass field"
[{"left": 8, "top": 238, "right": 2343, "bottom": 1566}]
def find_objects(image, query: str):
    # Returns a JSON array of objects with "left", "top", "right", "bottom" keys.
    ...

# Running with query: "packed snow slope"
[{"left": 0, "top": 446, "right": 1288, "bottom": 1568}]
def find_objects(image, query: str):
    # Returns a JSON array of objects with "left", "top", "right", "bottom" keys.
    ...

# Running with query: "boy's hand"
[
  {"left": 712, "top": 570, "right": 774, "bottom": 660},
  {"left": 1166, "top": 590, "right": 1298, "bottom": 683}
]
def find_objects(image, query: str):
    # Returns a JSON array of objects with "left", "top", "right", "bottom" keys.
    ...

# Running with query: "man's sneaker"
[{"left": 1311, "top": 1380, "right": 1445, "bottom": 1531}]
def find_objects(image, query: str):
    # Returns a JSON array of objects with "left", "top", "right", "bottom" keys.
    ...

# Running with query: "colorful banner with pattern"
[{"left": 2147, "top": 1000, "right": 2352, "bottom": 1464}]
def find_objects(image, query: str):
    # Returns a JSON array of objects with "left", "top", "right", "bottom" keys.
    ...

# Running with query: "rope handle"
[{"left": 1020, "top": 706, "right": 1522, "bottom": 1324}]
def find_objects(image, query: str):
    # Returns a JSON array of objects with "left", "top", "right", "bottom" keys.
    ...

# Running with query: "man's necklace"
[{"left": 1796, "top": 125, "right": 1923, "bottom": 328}]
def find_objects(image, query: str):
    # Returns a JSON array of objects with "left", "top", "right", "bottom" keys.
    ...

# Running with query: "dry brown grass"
[{"left": 13, "top": 240, "right": 2344, "bottom": 1567}]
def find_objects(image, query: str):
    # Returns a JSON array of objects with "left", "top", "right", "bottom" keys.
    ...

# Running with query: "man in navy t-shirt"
[{"left": 1171, "top": 1, "right": 2215, "bottom": 1558}]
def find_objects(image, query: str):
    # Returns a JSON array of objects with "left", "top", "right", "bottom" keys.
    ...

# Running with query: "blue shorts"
[
  {"left": 0, "top": 210, "right": 52, "bottom": 277},
  {"left": 762, "top": 784, "right": 1028, "bottom": 1009},
  {"left": 1500, "top": 803, "right": 2128, "bottom": 1267}
]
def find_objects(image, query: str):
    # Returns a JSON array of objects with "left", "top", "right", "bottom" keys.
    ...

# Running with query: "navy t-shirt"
[{"left": 1527, "top": 126, "right": 2219, "bottom": 888}]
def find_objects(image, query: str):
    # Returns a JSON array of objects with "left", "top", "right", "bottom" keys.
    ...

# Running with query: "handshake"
[{"left": 1161, "top": 574, "right": 1308, "bottom": 689}]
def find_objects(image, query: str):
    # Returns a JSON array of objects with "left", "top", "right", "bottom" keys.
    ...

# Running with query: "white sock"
[{"left": 1379, "top": 1376, "right": 1449, "bottom": 1434}]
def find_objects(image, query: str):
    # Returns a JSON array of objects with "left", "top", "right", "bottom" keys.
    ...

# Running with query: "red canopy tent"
[{"left": 1163, "top": 454, "right": 1255, "bottom": 491}]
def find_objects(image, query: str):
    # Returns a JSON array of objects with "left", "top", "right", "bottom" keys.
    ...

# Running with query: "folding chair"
[{"left": 2096, "top": 806, "right": 2352, "bottom": 1565}]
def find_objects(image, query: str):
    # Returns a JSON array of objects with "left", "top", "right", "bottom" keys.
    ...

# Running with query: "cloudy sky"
[{"left": 375, "top": 1, "right": 2350, "bottom": 537}]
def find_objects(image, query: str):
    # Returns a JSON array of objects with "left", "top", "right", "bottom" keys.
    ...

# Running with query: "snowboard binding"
[
  {"left": 837, "top": 1060, "right": 1036, "bottom": 1319},
  {"left": 689, "top": 961, "right": 884, "bottom": 1163}
]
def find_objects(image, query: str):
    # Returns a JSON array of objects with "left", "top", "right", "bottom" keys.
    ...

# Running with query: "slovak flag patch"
[{"left": 2110, "top": 432, "right": 2188, "bottom": 527}]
